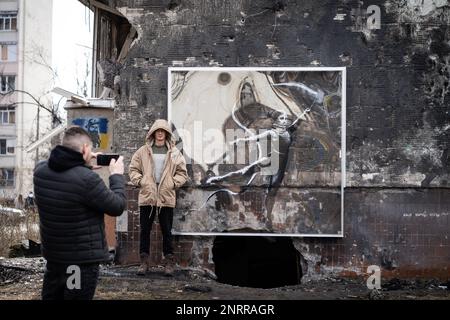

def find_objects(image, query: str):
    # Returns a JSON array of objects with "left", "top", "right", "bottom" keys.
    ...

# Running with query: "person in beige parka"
[{"left": 129, "top": 119, "right": 188, "bottom": 275}]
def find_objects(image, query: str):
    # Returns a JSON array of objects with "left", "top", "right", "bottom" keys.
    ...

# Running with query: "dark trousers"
[
  {"left": 139, "top": 205, "right": 174, "bottom": 257},
  {"left": 41, "top": 261, "right": 99, "bottom": 300}
]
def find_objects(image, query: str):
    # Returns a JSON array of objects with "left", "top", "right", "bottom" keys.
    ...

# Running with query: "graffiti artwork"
[
  {"left": 72, "top": 117, "right": 109, "bottom": 150},
  {"left": 168, "top": 67, "right": 346, "bottom": 236}
]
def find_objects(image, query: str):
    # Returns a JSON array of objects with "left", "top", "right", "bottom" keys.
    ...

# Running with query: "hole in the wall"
[{"left": 212, "top": 235, "right": 302, "bottom": 289}]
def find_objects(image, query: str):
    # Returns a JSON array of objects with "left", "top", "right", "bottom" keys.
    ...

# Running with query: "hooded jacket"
[
  {"left": 33, "top": 145, "right": 126, "bottom": 264},
  {"left": 129, "top": 119, "right": 188, "bottom": 208}
]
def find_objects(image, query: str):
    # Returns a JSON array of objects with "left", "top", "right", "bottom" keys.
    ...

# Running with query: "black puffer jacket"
[{"left": 33, "top": 145, "right": 126, "bottom": 264}]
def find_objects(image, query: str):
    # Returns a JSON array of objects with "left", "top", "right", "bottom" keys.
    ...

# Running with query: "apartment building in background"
[{"left": 0, "top": 0, "right": 53, "bottom": 201}]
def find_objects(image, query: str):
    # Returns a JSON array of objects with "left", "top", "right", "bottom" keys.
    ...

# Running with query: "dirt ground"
[{"left": 0, "top": 257, "right": 449, "bottom": 300}]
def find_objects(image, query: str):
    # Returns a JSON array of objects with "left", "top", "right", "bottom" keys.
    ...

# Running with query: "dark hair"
[
  {"left": 64, "top": 126, "right": 91, "bottom": 138},
  {"left": 62, "top": 126, "right": 92, "bottom": 151}
]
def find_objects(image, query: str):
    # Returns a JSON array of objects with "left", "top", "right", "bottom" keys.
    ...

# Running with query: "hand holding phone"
[
  {"left": 109, "top": 156, "right": 124, "bottom": 175},
  {"left": 96, "top": 154, "right": 120, "bottom": 166}
]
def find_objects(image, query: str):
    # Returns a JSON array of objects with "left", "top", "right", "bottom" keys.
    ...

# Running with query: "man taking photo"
[{"left": 33, "top": 126, "right": 126, "bottom": 300}]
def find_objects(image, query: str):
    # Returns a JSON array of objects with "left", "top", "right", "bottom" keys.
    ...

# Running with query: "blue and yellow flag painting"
[{"left": 72, "top": 117, "right": 109, "bottom": 150}]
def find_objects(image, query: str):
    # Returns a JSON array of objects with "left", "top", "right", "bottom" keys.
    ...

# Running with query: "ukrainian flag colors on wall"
[{"left": 72, "top": 118, "right": 109, "bottom": 150}]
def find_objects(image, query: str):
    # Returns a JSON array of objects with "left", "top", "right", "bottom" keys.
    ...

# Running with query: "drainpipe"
[
  {"left": 92, "top": 6, "right": 98, "bottom": 97},
  {"left": 17, "top": 0, "right": 26, "bottom": 196}
]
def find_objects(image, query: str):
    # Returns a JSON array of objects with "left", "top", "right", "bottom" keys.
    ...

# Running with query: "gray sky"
[{"left": 52, "top": 0, "right": 93, "bottom": 98}]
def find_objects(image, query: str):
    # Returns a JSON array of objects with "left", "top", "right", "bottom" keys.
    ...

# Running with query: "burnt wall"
[
  {"left": 118, "top": 186, "right": 449, "bottom": 280},
  {"left": 108, "top": 0, "right": 449, "bottom": 279}
]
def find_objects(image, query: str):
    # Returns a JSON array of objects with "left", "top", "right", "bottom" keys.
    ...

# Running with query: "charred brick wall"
[
  {"left": 118, "top": 186, "right": 449, "bottom": 280},
  {"left": 108, "top": 0, "right": 449, "bottom": 279}
]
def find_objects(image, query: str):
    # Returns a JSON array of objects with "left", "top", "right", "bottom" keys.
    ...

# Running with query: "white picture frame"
[{"left": 168, "top": 67, "right": 346, "bottom": 237}]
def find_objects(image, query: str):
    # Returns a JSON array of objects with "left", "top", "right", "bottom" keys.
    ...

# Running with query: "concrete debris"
[
  {"left": 368, "top": 289, "right": 385, "bottom": 300},
  {"left": 183, "top": 284, "right": 212, "bottom": 293},
  {"left": 9, "top": 240, "right": 41, "bottom": 258}
]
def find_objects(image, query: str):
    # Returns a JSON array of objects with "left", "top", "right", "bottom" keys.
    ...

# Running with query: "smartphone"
[{"left": 96, "top": 154, "right": 120, "bottom": 166}]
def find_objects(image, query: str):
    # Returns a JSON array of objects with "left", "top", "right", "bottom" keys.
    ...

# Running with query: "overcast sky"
[{"left": 52, "top": 0, "right": 93, "bottom": 98}]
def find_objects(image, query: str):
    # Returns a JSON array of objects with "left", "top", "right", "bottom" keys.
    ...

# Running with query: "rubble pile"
[{"left": 0, "top": 257, "right": 44, "bottom": 286}]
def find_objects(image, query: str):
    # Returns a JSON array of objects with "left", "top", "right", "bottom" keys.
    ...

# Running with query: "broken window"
[
  {"left": 79, "top": 1, "right": 136, "bottom": 97},
  {"left": 93, "top": 7, "right": 135, "bottom": 97}
]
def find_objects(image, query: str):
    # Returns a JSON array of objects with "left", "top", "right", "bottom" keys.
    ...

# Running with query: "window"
[
  {"left": 7, "top": 44, "right": 16, "bottom": 61},
  {"left": 0, "top": 107, "right": 15, "bottom": 124},
  {"left": 0, "top": 139, "right": 5, "bottom": 154},
  {"left": 1, "top": 45, "right": 6, "bottom": 60},
  {"left": 0, "top": 139, "right": 15, "bottom": 155},
  {"left": 0, "top": 44, "right": 16, "bottom": 61},
  {"left": 0, "top": 75, "right": 15, "bottom": 93},
  {"left": 0, "top": 168, "right": 14, "bottom": 187},
  {"left": 0, "top": 14, "right": 17, "bottom": 31}
]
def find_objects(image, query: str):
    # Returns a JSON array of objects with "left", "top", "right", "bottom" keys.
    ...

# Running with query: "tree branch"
[{"left": 1, "top": 90, "right": 63, "bottom": 125}]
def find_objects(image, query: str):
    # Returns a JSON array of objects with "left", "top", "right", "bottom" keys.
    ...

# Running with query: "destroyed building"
[{"left": 77, "top": 0, "right": 449, "bottom": 288}]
